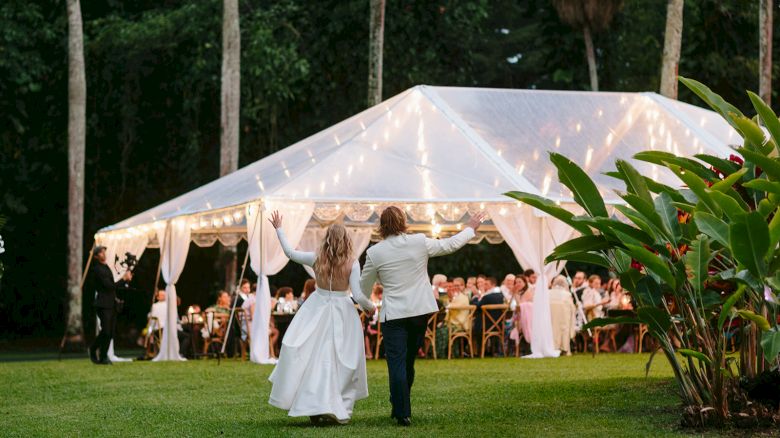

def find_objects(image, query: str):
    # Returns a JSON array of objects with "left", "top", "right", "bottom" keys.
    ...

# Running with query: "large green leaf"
[
  {"left": 736, "top": 309, "right": 771, "bottom": 331},
  {"left": 615, "top": 159, "right": 653, "bottom": 205},
  {"left": 547, "top": 235, "right": 611, "bottom": 261},
  {"left": 654, "top": 192, "right": 681, "bottom": 244},
  {"left": 634, "top": 275, "right": 664, "bottom": 307},
  {"left": 637, "top": 306, "right": 672, "bottom": 335},
  {"left": 679, "top": 76, "right": 744, "bottom": 130},
  {"left": 760, "top": 327, "right": 780, "bottom": 363},
  {"left": 710, "top": 168, "right": 749, "bottom": 192},
  {"left": 677, "top": 348, "right": 712, "bottom": 365},
  {"left": 590, "top": 217, "right": 655, "bottom": 247},
  {"left": 694, "top": 154, "right": 741, "bottom": 177},
  {"left": 669, "top": 165, "right": 722, "bottom": 216},
  {"left": 729, "top": 212, "right": 770, "bottom": 279},
  {"left": 743, "top": 179, "right": 780, "bottom": 195},
  {"left": 549, "top": 153, "right": 609, "bottom": 218},
  {"left": 626, "top": 244, "right": 676, "bottom": 289},
  {"left": 738, "top": 148, "right": 780, "bottom": 181},
  {"left": 709, "top": 190, "right": 747, "bottom": 221},
  {"left": 718, "top": 284, "right": 745, "bottom": 331},
  {"left": 504, "top": 191, "right": 593, "bottom": 235},
  {"left": 615, "top": 206, "right": 661, "bottom": 243},
  {"left": 634, "top": 151, "right": 714, "bottom": 181},
  {"left": 684, "top": 235, "right": 711, "bottom": 297},
  {"left": 582, "top": 316, "right": 641, "bottom": 331},
  {"left": 770, "top": 207, "right": 780, "bottom": 249},
  {"left": 694, "top": 212, "right": 730, "bottom": 247},
  {"left": 644, "top": 178, "right": 689, "bottom": 203},
  {"left": 748, "top": 91, "right": 780, "bottom": 155},
  {"left": 732, "top": 115, "right": 770, "bottom": 152},
  {"left": 545, "top": 251, "right": 611, "bottom": 268}
]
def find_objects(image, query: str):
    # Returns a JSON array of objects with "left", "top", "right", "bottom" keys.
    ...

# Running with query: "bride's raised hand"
[{"left": 268, "top": 210, "right": 283, "bottom": 229}]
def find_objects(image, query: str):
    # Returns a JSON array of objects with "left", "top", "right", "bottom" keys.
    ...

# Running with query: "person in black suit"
[
  {"left": 471, "top": 277, "right": 505, "bottom": 355},
  {"left": 89, "top": 246, "right": 132, "bottom": 365}
]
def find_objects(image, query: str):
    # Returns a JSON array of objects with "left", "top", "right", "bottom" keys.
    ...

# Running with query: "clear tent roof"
[{"left": 102, "top": 85, "right": 737, "bottom": 232}]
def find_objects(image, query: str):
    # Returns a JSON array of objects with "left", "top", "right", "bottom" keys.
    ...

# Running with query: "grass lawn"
[{"left": 0, "top": 353, "right": 725, "bottom": 437}]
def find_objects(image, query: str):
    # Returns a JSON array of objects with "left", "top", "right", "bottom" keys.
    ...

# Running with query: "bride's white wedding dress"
[{"left": 268, "top": 228, "right": 375, "bottom": 422}]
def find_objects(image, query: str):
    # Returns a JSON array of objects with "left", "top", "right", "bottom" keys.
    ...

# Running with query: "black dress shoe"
[
  {"left": 88, "top": 346, "right": 99, "bottom": 364},
  {"left": 97, "top": 358, "right": 113, "bottom": 365},
  {"left": 396, "top": 417, "right": 411, "bottom": 427}
]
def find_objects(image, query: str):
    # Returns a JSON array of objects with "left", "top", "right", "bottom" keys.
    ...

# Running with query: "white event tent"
[{"left": 96, "top": 85, "right": 737, "bottom": 362}]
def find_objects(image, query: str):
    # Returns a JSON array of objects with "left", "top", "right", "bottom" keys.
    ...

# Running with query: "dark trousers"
[
  {"left": 92, "top": 306, "right": 116, "bottom": 360},
  {"left": 382, "top": 314, "right": 429, "bottom": 418}
]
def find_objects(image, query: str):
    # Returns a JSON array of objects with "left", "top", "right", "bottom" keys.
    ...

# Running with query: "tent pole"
[{"left": 221, "top": 204, "right": 261, "bottom": 356}]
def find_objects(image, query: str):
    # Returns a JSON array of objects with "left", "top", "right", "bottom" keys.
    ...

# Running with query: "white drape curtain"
[
  {"left": 152, "top": 219, "right": 191, "bottom": 361},
  {"left": 298, "top": 227, "right": 373, "bottom": 278},
  {"left": 95, "top": 231, "right": 150, "bottom": 362},
  {"left": 487, "top": 205, "right": 578, "bottom": 358},
  {"left": 247, "top": 201, "right": 314, "bottom": 364}
]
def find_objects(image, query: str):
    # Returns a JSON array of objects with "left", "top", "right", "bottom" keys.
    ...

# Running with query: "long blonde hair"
[{"left": 314, "top": 224, "right": 353, "bottom": 283}]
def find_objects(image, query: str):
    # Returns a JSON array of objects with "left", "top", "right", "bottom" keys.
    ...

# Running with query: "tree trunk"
[
  {"left": 220, "top": 0, "right": 240, "bottom": 291},
  {"left": 582, "top": 24, "right": 598, "bottom": 91},
  {"left": 760, "top": 0, "right": 773, "bottom": 105},
  {"left": 368, "top": 0, "right": 386, "bottom": 107},
  {"left": 660, "top": 0, "right": 684, "bottom": 99},
  {"left": 66, "top": 0, "right": 86, "bottom": 338}
]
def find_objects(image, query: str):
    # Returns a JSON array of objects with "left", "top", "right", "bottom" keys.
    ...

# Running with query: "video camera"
[{"left": 114, "top": 252, "right": 138, "bottom": 274}]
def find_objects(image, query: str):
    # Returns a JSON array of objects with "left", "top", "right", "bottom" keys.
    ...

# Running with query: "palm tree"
[
  {"left": 760, "top": 0, "right": 773, "bottom": 105},
  {"left": 66, "top": 0, "right": 86, "bottom": 339},
  {"left": 659, "top": 0, "right": 684, "bottom": 99},
  {"left": 220, "top": 0, "right": 240, "bottom": 290},
  {"left": 551, "top": 0, "right": 623, "bottom": 91},
  {"left": 368, "top": 0, "right": 386, "bottom": 106}
]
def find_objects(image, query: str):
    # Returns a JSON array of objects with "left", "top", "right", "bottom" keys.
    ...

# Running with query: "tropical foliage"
[{"left": 507, "top": 78, "right": 780, "bottom": 425}]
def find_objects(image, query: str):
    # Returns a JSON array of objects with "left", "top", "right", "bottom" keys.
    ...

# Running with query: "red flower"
[
  {"left": 729, "top": 154, "right": 744, "bottom": 165},
  {"left": 630, "top": 259, "right": 644, "bottom": 271}
]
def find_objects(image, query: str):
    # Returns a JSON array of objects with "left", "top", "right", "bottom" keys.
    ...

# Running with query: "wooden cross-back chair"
[
  {"left": 480, "top": 304, "right": 509, "bottom": 358},
  {"left": 202, "top": 311, "right": 228, "bottom": 358},
  {"left": 144, "top": 316, "right": 162, "bottom": 359},
  {"left": 423, "top": 312, "right": 438, "bottom": 359},
  {"left": 446, "top": 305, "right": 477, "bottom": 359},
  {"left": 235, "top": 309, "right": 251, "bottom": 361}
]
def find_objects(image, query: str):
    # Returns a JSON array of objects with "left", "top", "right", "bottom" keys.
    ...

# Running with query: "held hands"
[
  {"left": 122, "top": 271, "right": 133, "bottom": 282},
  {"left": 466, "top": 212, "right": 487, "bottom": 232},
  {"left": 268, "top": 210, "right": 283, "bottom": 229},
  {"left": 365, "top": 307, "right": 377, "bottom": 318}
]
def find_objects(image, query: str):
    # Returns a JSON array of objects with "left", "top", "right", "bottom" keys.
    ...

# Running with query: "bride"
[{"left": 267, "top": 211, "right": 376, "bottom": 425}]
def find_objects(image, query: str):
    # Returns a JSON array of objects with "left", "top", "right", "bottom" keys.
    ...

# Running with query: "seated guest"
[
  {"left": 239, "top": 280, "right": 255, "bottom": 341},
  {"left": 299, "top": 278, "right": 316, "bottom": 305},
  {"left": 500, "top": 274, "right": 516, "bottom": 302},
  {"left": 523, "top": 269, "right": 538, "bottom": 288},
  {"left": 472, "top": 277, "right": 505, "bottom": 354},
  {"left": 148, "top": 289, "right": 191, "bottom": 356},
  {"left": 465, "top": 277, "right": 478, "bottom": 299},
  {"left": 275, "top": 287, "right": 298, "bottom": 313},
  {"left": 509, "top": 275, "right": 528, "bottom": 351},
  {"left": 476, "top": 274, "right": 487, "bottom": 297},
  {"left": 202, "top": 291, "right": 231, "bottom": 339},
  {"left": 364, "top": 284, "right": 383, "bottom": 359},
  {"left": 548, "top": 275, "right": 576, "bottom": 355},
  {"left": 582, "top": 275, "right": 609, "bottom": 322},
  {"left": 431, "top": 273, "right": 447, "bottom": 300},
  {"left": 448, "top": 281, "right": 471, "bottom": 332}
]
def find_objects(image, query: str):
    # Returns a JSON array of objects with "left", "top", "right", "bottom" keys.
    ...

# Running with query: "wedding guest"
[
  {"left": 509, "top": 275, "right": 529, "bottom": 352},
  {"left": 300, "top": 278, "right": 316, "bottom": 305},
  {"left": 275, "top": 287, "right": 298, "bottom": 313},
  {"left": 431, "top": 273, "right": 447, "bottom": 300},
  {"left": 147, "top": 289, "right": 191, "bottom": 356},
  {"left": 364, "top": 284, "right": 384, "bottom": 359},
  {"left": 239, "top": 280, "right": 255, "bottom": 342},
  {"left": 500, "top": 274, "right": 516, "bottom": 302},
  {"left": 571, "top": 271, "right": 587, "bottom": 301},
  {"left": 448, "top": 281, "right": 471, "bottom": 332},
  {"left": 523, "top": 269, "right": 537, "bottom": 286},
  {"left": 472, "top": 277, "right": 504, "bottom": 355},
  {"left": 476, "top": 274, "right": 487, "bottom": 296},
  {"left": 207, "top": 291, "right": 231, "bottom": 315},
  {"left": 582, "top": 275, "right": 609, "bottom": 321},
  {"left": 465, "top": 277, "right": 478, "bottom": 299},
  {"left": 548, "top": 275, "right": 576, "bottom": 355}
]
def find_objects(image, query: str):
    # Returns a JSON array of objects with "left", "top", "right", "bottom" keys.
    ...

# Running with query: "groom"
[{"left": 360, "top": 206, "right": 484, "bottom": 426}]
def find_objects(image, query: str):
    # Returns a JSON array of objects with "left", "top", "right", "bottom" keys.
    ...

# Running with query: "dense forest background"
[{"left": 0, "top": 0, "right": 774, "bottom": 342}]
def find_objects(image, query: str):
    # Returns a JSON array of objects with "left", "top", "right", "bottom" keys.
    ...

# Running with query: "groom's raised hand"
[{"left": 467, "top": 212, "right": 486, "bottom": 232}]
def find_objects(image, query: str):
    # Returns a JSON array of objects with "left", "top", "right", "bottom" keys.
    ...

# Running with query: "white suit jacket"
[{"left": 359, "top": 227, "right": 475, "bottom": 322}]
